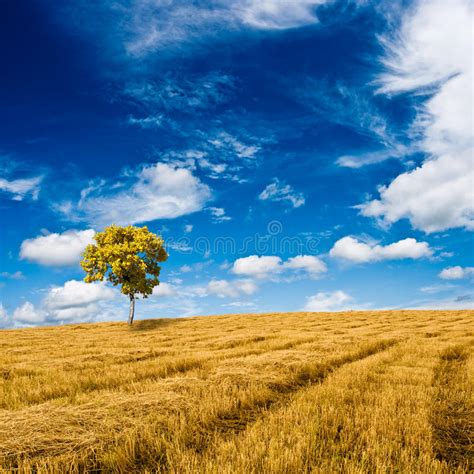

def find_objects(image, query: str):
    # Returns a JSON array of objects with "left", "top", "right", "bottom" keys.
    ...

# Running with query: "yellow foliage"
[{"left": 80, "top": 225, "right": 168, "bottom": 297}]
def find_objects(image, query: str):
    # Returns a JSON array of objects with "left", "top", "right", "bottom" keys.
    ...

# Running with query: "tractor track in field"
[
  {"left": 2, "top": 335, "right": 325, "bottom": 411},
  {"left": 193, "top": 338, "right": 400, "bottom": 446},
  {"left": 430, "top": 343, "right": 473, "bottom": 470}
]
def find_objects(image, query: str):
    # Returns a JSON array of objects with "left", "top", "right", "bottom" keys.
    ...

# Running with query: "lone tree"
[{"left": 80, "top": 225, "right": 168, "bottom": 325}]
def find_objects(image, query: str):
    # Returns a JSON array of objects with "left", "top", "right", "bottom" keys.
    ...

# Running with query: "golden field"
[{"left": 0, "top": 310, "right": 473, "bottom": 473}]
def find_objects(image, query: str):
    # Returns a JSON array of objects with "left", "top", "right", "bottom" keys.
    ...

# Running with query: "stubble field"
[{"left": 0, "top": 310, "right": 473, "bottom": 472}]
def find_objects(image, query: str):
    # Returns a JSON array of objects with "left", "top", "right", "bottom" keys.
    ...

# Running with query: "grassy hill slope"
[{"left": 1, "top": 310, "right": 473, "bottom": 472}]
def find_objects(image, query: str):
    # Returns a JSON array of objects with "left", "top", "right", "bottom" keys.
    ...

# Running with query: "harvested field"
[{"left": 1, "top": 310, "right": 473, "bottom": 472}]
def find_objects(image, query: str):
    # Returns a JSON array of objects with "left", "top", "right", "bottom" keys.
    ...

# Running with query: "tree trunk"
[{"left": 128, "top": 294, "right": 135, "bottom": 325}]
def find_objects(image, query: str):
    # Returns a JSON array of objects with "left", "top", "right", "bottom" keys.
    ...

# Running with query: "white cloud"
[
  {"left": 128, "top": 115, "right": 164, "bottom": 128},
  {"left": 184, "top": 224, "right": 193, "bottom": 233},
  {"left": 12, "top": 302, "right": 46, "bottom": 324},
  {"left": 439, "top": 266, "right": 474, "bottom": 280},
  {"left": 206, "top": 279, "right": 257, "bottom": 298},
  {"left": 259, "top": 179, "right": 305, "bottom": 208},
  {"left": 360, "top": 0, "right": 474, "bottom": 233},
  {"left": 44, "top": 280, "right": 115, "bottom": 311},
  {"left": 336, "top": 145, "right": 408, "bottom": 169},
  {"left": 123, "top": 73, "right": 235, "bottom": 113},
  {"left": 283, "top": 255, "right": 327, "bottom": 275},
  {"left": 207, "top": 207, "right": 231, "bottom": 222},
  {"left": 232, "top": 254, "right": 326, "bottom": 279},
  {"left": 303, "top": 290, "right": 355, "bottom": 312},
  {"left": 240, "top": 0, "right": 325, "bottom": 30},
  {"left": 20, "top": 229, "right": 95, "bottom": 266},
  {"left": 232, "top": 255, "right": 283, "bottom": 279},
  {"left": 359, "top": 148, "right": 474, "bottom": 233},
  {"left": 330, "top": 236, "right": 432, "bottom": 263},
  {"left": 8, "top": 280, "right": 118, "bottom": 327},
  {"left": 208, "top": 131, "right": 261, "bottom": 160},
  {"left": 376, "top": 0, "right": 472, "bottom": 95},
  {"left": 420, "top": 283, "right": 455, "bottom": 294},
  {"left": 64, "top": 163, "right": 211, "bottom": 227},
  {"left": 0, "top": 175, "right": 42, "bottom": 201},
  {"left": 152, "top": 282, "right": 178, "bottom": 297},
  {"left": 157, "top": 131, "right": 264, "bottom": 182},
  {"left": 95, "top": 1, "right": 328, "bottom": 57}
]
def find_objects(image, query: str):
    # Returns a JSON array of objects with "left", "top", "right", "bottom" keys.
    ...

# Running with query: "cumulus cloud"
[
  {"left": 7, "top": 280, "right": 117, "bottom": 327},
  {"left": 439, "top": 266, "right": 474, "bottom": 280},
  {"left": 232, "top": 254, "right": 326, "bottom": 279},
  {"left": 360, "top": 0, "right": 474, "bottom": 233},
  {"left": 152, "top": 282, "right": 178, "bottom": 297},
  {"left": 303, "top": 290, "right": 355, "bottom": 312},
  {"left": 283, "top": 255, "right": 327, "bottom": 275},
  {"left": 0, "top": 175, "right": 42, "bottom": 201},
  {"left": 61, "top": 163, "right": 211, "bottom": 227},
  {"left": 259, "top": 179, "right": 305, "bottom": 208},
  {"left": 20, "top": 229, "right": 95, "bottom": 266},
  {"left": 359, "top": 148, "right": 474, "bottom": 233},
  {"left": 44, "top": 280, "right": 115, "bottom": 311},
  {"left": 330, "top": 236, "right": 432, "bottom": 263},
  {"left": 12, "top": 302, "right": 46, "bottom": 325},
  {"left": 232, "top": 255, "right": 283, "bottom": 279}
]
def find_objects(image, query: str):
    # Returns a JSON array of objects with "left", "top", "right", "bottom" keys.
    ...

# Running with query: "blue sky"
[{"left": 0, "top": 0, "right": 473, "bottom": 327}]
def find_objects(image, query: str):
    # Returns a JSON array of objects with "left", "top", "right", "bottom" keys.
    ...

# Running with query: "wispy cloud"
[
  {"left": 122, "top": 72, "right": 236, "bottom": 113},
  {"left": 68, "top": 0, "right": 328, "bottom": 58},
  {"left": 158, "top": 130, "right": 264, "bottom": 181},
  {"left": 57, "top": 163, "right": 212, "bottom": 227},
  {"left": 295, "top": 80, "right": 394, "bottom": 146},
  {"left": 336, "top": 144, "right": 411, "bottom": 169},
  {"left": 360, "top": 0, "right": 474, "bottom": 233},
  {"left": 207, "top": 207, "right": 231, "bottom": 223},
  {"left": 127, "top": 114, "right": 164, "bottom": 129},
  {"left": 0, "top": 175, "right": 42, "bottom": 201},
  {"left": 239, "top": 0, "right": 326, "bottom": 30},
  {"left": 259, "top": 179, "right": 305, "bottom": 208}
]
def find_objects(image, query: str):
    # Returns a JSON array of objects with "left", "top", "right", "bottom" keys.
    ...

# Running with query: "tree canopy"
[{"left": 81, "top": 225, "right": 168, "bottom": 324}]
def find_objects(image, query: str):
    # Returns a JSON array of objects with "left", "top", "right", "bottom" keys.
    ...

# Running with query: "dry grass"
[{"left": 0, "top": 310, "right": 473, "bottom": 472}]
